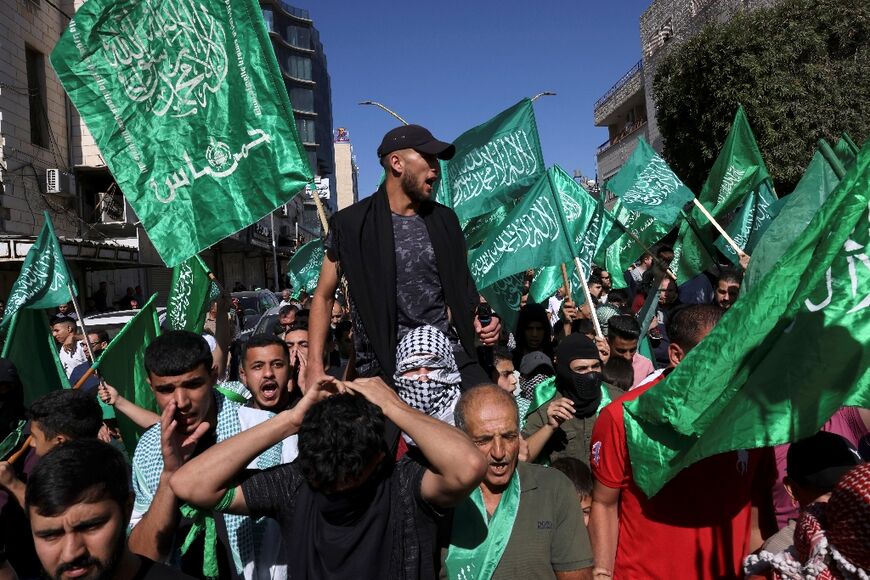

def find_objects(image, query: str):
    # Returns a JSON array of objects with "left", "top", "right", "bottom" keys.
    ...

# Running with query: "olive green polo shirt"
[
  {"left": 522, "top": 384, "right": 624, "bottom": 465},
  {"left": 440, "top": 462, "right": 593, "bottom": 579}
]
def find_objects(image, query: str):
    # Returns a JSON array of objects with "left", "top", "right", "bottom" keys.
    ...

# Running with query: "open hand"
[{"left": 342, "top": 377, "right": 402, "bottom": 412}]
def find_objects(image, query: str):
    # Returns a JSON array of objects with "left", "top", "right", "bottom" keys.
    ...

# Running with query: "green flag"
[
  {"left": 744, "top": 146, "right": 841, "bottom": 291},
  {"left": 288, "top": 239, "right": 324, "bottom": 299},
  {"left": 442, "top": 99, "right": 545, "bottom": 223},
  {"left": 714, "top": 180, "right": 779, "bottom": 263},
  {"left": 0, "top": 212, "right": 76, "bottom": 331},
  {"left": 833, "top": 134, "right": 858, "bottom": 169},
  {"left": 462, "top": 203, "right": 514, "bottom": 251},
  {"left": 596, "top": 201, "right": 672, "bottom": 290},
  {"left": 623, "top": 143, "right": 870, "bottom": 498},
  {"left": 50, "top": 0, "right": 313, "bottom": 267},
  {"left": 1, "top": 308, "right": 70, "bottom": 406},
  {"left": 670, "top": 105, "right": 772, "bottom": 283},
  {"left": 94, "top": 294, "right": 161, "bottom": 455},
  {"left": 529, "top": 167, "right": 607, "bottom": 304},
  {"left": 468, "top": 168, "right": 574, "bottom": 291},
  {"left": 166, "top": 256, "right": 213, "bottom": 334},
  {"left": 480, "top": 273, "right": 525, "bottom": 337},
  {"left": 607, "top": 137, "right": 695, "bottom": 226}
]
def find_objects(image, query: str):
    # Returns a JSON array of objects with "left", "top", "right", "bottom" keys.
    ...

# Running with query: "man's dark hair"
[
  {"left": 550, "top": 457, "right": 593, "bottom": 497},
  {"left": 656, "top": 244, "right": 674, "bottom": 257},
  {"left": 454, "top": 384, "right": 519, "bottom": 433},
  {"left": 603, "top": 355, "right": 634, "bottom": 391},
  {"left": 29, "top": 389, "right": 102, "bottom": 440},
  {"left": 667, "top": 304, "right": 724, "bottom": 353},
  {"left": 718, "top": 266, "right": 743, "bottom": 286},
  {"left": 492, "top": 346, "right": 513, "bottom": 365},
  {"left": 297, "top": 394, "right": 387, "bottom": 491},
  {"left": 284, "top": 322, "right": 309, "bottom": 334},
  {"left": 144, "top": 330, "right": 212, "bottom": 377},
  {"left": 25, "top": 439, "right": 130, "bottom": 517},
  {"left": 571, "top": 318, "right": 596, "bottom": 336},
  {"left": 588, "top": 275, "right": 603, "bottom": 286},
  {"left": 607, "top": 314, "right": 641, "bottom": 342},
  {"left": 334, "top": 320, "right": 353, "bottom": 341},
  {"left": 241, "top": 334, "right": 289, "bottom": 366},
  {"left": 89, "top": 328, "right": 110, "bottom": 344},
  {"left": 278, "top": 304, "right": 298, "bottom": 317},
  {"left": 607, "top": 289, "right": 630, "bottom": 307},
  {"left": 49, "top": 315, "right": 75, "bottom": 328}
]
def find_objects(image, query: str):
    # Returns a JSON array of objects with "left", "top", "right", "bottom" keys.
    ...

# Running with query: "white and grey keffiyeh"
[{"left": 394, "top": 325, "right": 461, "bottom": 422}]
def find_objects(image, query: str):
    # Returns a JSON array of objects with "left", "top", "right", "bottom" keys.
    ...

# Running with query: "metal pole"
[
  {"left": 530, "top": 91, "right": 556, "bottom": 102},
  {"left": 358, "top": 101, "right": 409, "bottom": 126},
  {"left": 270, "top": 212, "right": 281, "bottom": 291},
  {"left": 572, "top": 257, "right": 604, "bottom": 338},
  {"left": 68, "top": 284, "right": 97, "bottom": 364}
]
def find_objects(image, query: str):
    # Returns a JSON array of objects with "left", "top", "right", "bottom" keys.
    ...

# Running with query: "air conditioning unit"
[
  {"left": 97, "top": 191, "right": 125, "bottom": 223},
  {"left": 46, "top": 169, "right": 76, "bottom": 197}
]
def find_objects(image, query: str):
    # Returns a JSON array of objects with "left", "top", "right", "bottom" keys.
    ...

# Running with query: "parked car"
[
  {"left": 79, "top": 309, "right": 167, "bottom": 340},
  {"left": 231, "top": 290, "right": 279, "bottom": 332}
]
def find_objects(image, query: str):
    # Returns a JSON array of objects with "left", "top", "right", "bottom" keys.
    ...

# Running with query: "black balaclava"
[
  {"left": 0, "top": 358, "right": 25, "bottom": 441},
  {"left": 554, "top": 334, "right": 603, "bottom": 418}
]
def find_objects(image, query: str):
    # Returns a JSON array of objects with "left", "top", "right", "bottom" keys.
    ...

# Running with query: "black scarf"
[
  {"left": 554, "top": 334, "right": 603, "bottom": 418},
  {"left": 333, "top": 184, "right": 479, "bottom": 381},
  {"left": 288, "top": 462, "right": 394, "bottom": 580}
]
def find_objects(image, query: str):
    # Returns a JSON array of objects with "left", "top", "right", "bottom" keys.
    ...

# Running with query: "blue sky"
[{"left": 309, "top": 0, "right": 652, "bottom": 196}]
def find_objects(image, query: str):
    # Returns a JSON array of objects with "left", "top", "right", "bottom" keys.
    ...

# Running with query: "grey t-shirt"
[{"left": 392, "top": 213, "right": 451, "bottom": 341}]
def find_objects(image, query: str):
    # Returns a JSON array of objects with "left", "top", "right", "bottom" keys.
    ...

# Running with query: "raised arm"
[
  {"left": 99, "top": 383, "right": 159, "bottom": 429},
  {"left": 306, "top": 255, "right": 340, "bottom": 390},
  {"left": 343, "top": 377, "right": 486, "bottom": 508}
]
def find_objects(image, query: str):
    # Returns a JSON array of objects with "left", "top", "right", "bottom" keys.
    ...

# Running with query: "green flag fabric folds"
[
  {"left": 607, "top": 137, "right": 694, "bottom": 226},
  {"left": 623, "top": 143, "right": 870, "bottom": 498},
  {"left": 480, "top": 273, "right": 525, "bottom": 337},
  {"left": 714, "top": 180, "right": 779, "bottom": 263},
  {"left": 287, "top": 239, "right": 324, "bottom": 299},
  {"left": 670, "top": 105, "right": 772, "bottom": 283},
  {"left": 167, "top": 256, "right": 213, "bottom": 334},
  {"left": 441, "top": 99, "right": 545, "bottom": 223},
  {"left": 468, "top": 168, "right": 574, "bottom": 291},
  {"left": 596, "top": 201, "right": 671, "bottom": 290},
  {"left": 94, "top": 294, "right": 162, "bottom": 455},
  {"left": 0, "top": 212, "right": 75, "bottom": 331},
  {"left": 1, "top": 309, "right": 70, "bottom": 406},
  {"left": 51, "top": 0, "right": 313, "bottom": 267}
]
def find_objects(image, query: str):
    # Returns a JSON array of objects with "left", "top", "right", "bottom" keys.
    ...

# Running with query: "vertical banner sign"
[
  {"left": 287, "top": 239, "right": 324, "bottom": 299},
  {"left": 442, "top": 99, "right": 545, "bottom": 223},
  {"left": 51, "top": 0, "right": 313, "bottom": 267},
  {"left": 166, "top": 256, "right": 213, "bottom": 333}
]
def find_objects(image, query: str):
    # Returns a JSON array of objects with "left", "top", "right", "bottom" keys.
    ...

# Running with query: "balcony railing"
[
  {"left": 594, "top": 59, "right": 643, "bottom": 112},
  {"left": 596, "top": 120, "right": 648, "bottom": 155}
]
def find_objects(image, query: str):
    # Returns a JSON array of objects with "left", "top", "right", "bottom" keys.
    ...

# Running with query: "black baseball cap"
[
  {"left": 376, "top": 124, "right": 455, "bottom": 160},
  {"left": 786, "top": 431, "right": 862, "bottom": 490}
]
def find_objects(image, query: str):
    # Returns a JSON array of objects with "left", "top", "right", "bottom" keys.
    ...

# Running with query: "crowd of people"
[{"left": 0, "top": 124, "right": 867, "bottom": 580}]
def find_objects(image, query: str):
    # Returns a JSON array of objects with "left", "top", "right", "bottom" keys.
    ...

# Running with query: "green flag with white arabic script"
[
  {"left": 623, "top": 142, "right": 870, "bottom": 498},
  {"left": 670, "top": 105, "right": 772, "bottom": 283},
  {"left": 50, "top": 0, "right": 313, "bottom": 268},
  {"left": 166, "top": 255, "right": 213, "bottom": 334},
  {"left": 0, "top": 212, "right": 75, "bottom": 332},
  {"left": 607, "top": 137, "right": 695, "bottom": 226},
  {"left": 288, "top": 239, "right": 324, "bottom": 299},
  {"left": 480, "top": 273, "right": 525, "bottom": 337},
  {"left": 595, "top": 201, "right": 672, "bottom": 290},
  {"left": 441, "top": 99, "right": 545, "bottom": 223},
  {"left": 529, "top": 167, "right": 608, "bottom": 304},
  {"left": 714, "top": 180, "right": 779, "bottom": 264},
  {"left": 1, "top": 308, "right": 70, "bottom": 407},
  {"left": 468, "top": 168, "right": 574, "bottom": 291}
]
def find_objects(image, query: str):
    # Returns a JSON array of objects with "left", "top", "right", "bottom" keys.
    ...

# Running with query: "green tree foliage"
[{"left": 653, "top": 0, "right": 869, "bottom": 193}]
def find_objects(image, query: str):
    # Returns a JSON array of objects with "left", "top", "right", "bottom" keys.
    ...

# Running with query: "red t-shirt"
[{"left": 590, "top": 370, "right": 775, "bottom": 579}]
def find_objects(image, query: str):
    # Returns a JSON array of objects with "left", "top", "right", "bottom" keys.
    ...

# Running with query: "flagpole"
[
  {"left": 67, "top": 283, "right": 98, "bottom": 365},
  {"left": 560, "top": 263, "right": 573, "bottom": 304},
  {"left": 358, "top": 100, "right": 409, "bottom": 126},
  {"left": 691, "top": 198, "right": 748, "bottom": 260},
  {"left": 269, "top": 212, "right": 280, "bottom": 291}
]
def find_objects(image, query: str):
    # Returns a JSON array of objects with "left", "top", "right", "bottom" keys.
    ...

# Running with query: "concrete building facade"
[{"left": 333, "top": 128, "right": 359, "bottom": 211}]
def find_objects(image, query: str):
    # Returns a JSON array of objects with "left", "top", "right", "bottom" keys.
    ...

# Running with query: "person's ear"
[
  {"left": 667, "top": 342, "right": 685, "bottom": 367},
  {"left": 783, "top": 477, "right": 798, "bottom": 504}
]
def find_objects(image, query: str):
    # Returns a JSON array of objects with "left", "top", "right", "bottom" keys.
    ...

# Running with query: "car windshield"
[{"left": 238, "top": 296, "right": 261, "bottom": 313}]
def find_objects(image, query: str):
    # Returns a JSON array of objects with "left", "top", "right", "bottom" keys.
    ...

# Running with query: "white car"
[{"left": 79, "top": 309, "right": 167, "bottom": 340}]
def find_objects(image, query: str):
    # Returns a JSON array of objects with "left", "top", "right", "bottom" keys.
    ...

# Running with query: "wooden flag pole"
[
  {"left": 358, "top": 101, "right": 409, "bottom": 126},
  {"left": 572, "top": 257, "right": 604, "bottom": 339},
  {"left": 560, "top": 263, "right": 574, "bottom": 305},
  {"left": 691, "top": 198, "right": 748, "bottom": 260}
]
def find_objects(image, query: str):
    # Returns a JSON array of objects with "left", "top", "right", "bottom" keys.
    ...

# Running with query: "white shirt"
[{"left": 58, "top": 343, "right": 87, "bottom": 378}]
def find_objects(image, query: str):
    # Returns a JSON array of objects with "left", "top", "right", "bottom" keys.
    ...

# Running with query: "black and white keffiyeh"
[{"left": 394, "top": 325, "right": 461, "bottom": 423}]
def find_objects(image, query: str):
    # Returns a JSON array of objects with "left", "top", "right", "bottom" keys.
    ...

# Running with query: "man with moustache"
[
  {"left": 128, "top": 330, "right": 292, "bottom": 580},
  {"left": 444, "top": 384, "right": 593, "bottom": 579},
  {"left": 26, "top": 439, "right": 192, "bottom": 580},
  {"left": 307, "top": 125, "right": 500, "bottom": 394},
  {"left": 239, "top": 334, "right": 298, "bottom": 412}
]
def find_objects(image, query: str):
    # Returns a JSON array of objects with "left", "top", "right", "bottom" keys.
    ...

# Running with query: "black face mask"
[{"left": 558, "top": 371, "right": 603, "bottom": 418}]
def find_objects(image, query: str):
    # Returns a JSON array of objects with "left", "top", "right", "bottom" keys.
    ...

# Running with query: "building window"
[
  {"left": 287, "top": 55, "right": 312, "bottom": 81},
  {"left": 290, "top": 87, "right": 314, "bottom": 112},
  {"left": 261, "top": 8, "right": 274, "bottom": 31},
  {"left": 287, "top": 25, "right": 310, "bottom": 49},
  {"left": 297, "top": 118, "right": 316, "bottom": 144},
  {"left": 25, "top": 46, "right": 49, "bottom": 148}
]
